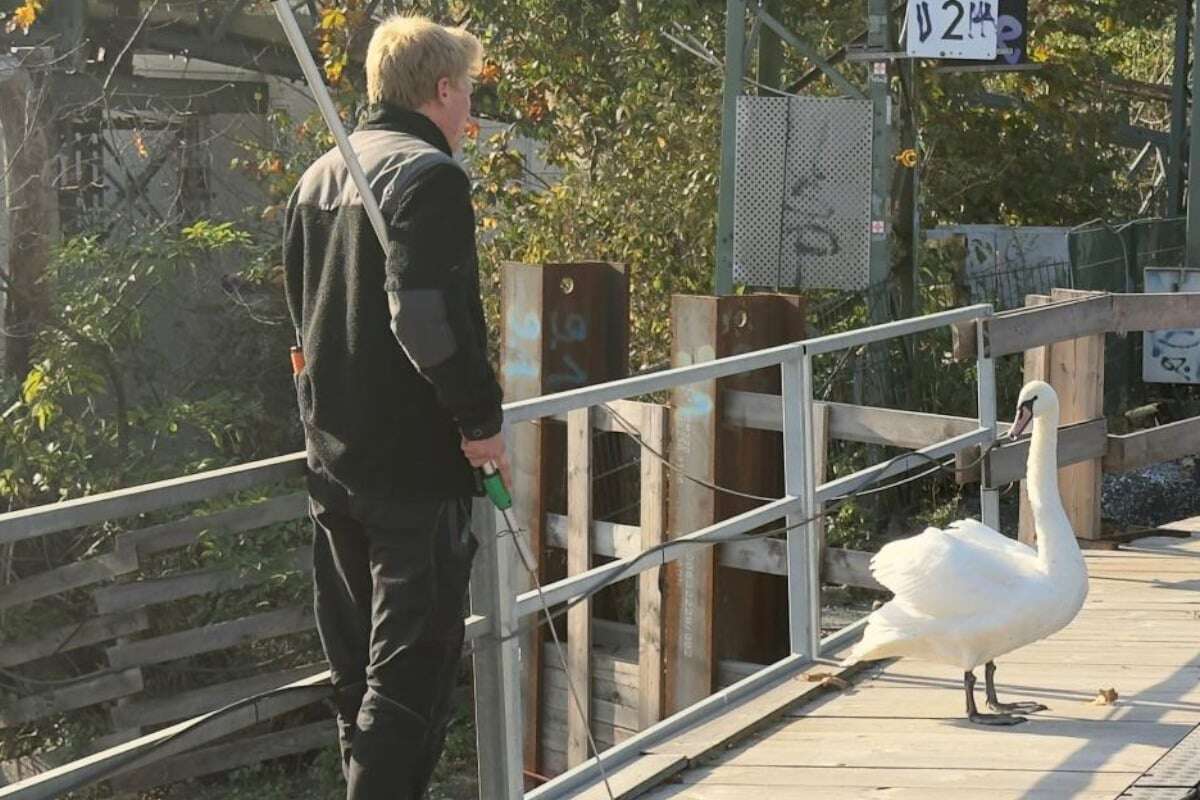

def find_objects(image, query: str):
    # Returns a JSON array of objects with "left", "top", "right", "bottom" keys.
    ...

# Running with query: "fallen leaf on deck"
[
  {"left": 805, "top": 672, "right": 850, "bottom": 690},
  {"left": 1089, "top": 688, "right": 1119, "bottom": 705}
]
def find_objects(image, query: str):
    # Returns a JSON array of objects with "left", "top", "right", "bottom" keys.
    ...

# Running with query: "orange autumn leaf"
[{"left": 6, "top": 0, "right": 43, "bottom": 34}]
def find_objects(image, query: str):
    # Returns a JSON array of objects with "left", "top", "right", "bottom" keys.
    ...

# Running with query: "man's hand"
[{"left": 461, "top": 433, "right": 511, "bottom": 489}]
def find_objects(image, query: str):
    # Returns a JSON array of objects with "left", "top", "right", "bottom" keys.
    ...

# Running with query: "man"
[{"left": 282, "top": 15, "right": 509, "bottom": 799}]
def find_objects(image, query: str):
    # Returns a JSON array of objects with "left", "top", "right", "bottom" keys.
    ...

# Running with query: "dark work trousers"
[{"left": 310, "top": 486, "right": 476, "bottom": 800}]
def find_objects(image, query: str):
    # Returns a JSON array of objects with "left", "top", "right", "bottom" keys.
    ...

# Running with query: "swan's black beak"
[{"left": 1009, "top": 402, "right": 1034, "bottom": 440}]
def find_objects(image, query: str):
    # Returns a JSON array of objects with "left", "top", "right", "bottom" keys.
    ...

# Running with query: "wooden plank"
[
  {"left": 93, "top": 549, "right": 313, "bottom": 614},
  {"left": 638, "top": 403, "right": 666, "bottom": 730},
  {"left": 822, "top": 548, "right": 884, "bottom": 592},
  {"left": 0, "top": 668, "right": 143, "bottom": 728},
  {"left": 0, "top": 549, "right": 139, "bottom": 611},
  {"left": 500, "top": 261, "right": 548, "bottom": 776},
  {"left": 118, "top": 493, "right": 307, "bottom": 556},
  {"left": 665, "top": 295, "right": 720, "bottom": 714},
  {"left": 643, "top": 786, "right": 1120, "bottom": 800},
  {"left": 566, "top": 754, "right": 687, "bottom": 800},
  {"left": 566, "top": 406, "right": 594, "bottom": 768},
  {"left": 668, "top": 765, "right": 1137, "bottom": 794},
  {"left": 983, "top": 293, "right": 1112, "bottom": 358},
  {"left": 544, "top": 659, "right": 639, "bottom": 709},
  {"left": 0, "top": 609, "right": 149, "bottom": 668},
  {"left": 0, "top": 671, "right": 331, "bottom": 798},
  {"left": 951, "top": 319, "right": 978, "bottom": 360},
  {"left": 1112, "top": 292, "right": 1200, "bottom": 333},
  {"left": 722, "top": 392, "right": 979, "bottom": 449},
  {"left": 1049, "top": 288, "right": 1106, "bottom": 540},
  {"left": 989, "top": 418, "right": 1108, "bottom": 488},
  {"left": 717, "top": 539, "right": 883, "bottom": 592},
  {"left": 1104, "top": 416, "right": 1200, "bottom": 473},
  {"left": 110, "top": 720, "right": 335, "bottom": 793},
  {"left": 716, "top": 659, "right": 769, "bottom": 688},
  {"left": 0, "top": 452, "right": 306, "bottom": 547},
  {"left": 109, "top": 664, "right": 324, "bottom": 730},
  {"left": 106, "top": 606, "right": 314, "bottom": 668},
  {"left": 544, "top": 514, "right": 639, "bottom": 559},
  {"left": 543, "top": 683, "right": 641, "bottom": 731}
]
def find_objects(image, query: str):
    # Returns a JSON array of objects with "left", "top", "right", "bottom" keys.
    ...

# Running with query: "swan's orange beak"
[{"left": 1010, "top": 404, "right": 1033, "bottom": 440}]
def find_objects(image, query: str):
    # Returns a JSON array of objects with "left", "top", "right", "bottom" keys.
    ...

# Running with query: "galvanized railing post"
[
  {"left": 782, "top": 350, "right": 820, "bottom": 658},
  {"left": 470, "top": 498, "right": 524, "bottom": 800},
  {"left": 976, "top": 311, "right": 1001, "bottom": 531}
]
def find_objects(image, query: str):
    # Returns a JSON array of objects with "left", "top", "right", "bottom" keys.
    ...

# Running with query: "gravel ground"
[{"left": 1102, "top": 458, "right": 1200, "bottom": 529}]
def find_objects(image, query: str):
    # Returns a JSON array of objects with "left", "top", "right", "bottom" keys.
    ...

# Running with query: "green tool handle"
[{"left": 480, "top": 461, "right": 512, "bottom": 511}]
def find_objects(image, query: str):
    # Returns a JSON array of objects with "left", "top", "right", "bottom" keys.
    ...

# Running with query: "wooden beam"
[
  {"left": 1104, "top": 416, "right": 1200, "bottom": 473},
  {"left": 0, "top": 549, "right": 138, "bottom": 611},
  {"left": 723, "top": 392, "right": 979, "bottom": 448},
  {"left": 93, "top": 550, "right": 312, "bottom": 615},
  {"left": 0, "top": 669, "right": 143, "bottom": 729},
  {"left": 1112, "top": 292, "right": 1200, "bottom": 333},
  {"left": 110, "top": 720, "right": 334, "bottom": 794},
  {"left": 717, "top": 539, "right": 884, "bottom": 593},
  {"left": 566, "top": 407, "right": 594, "bottom": 767},
  {"left": 0, "top": 610, "right": 149, "bottom": 668},
  {"left": 988, "top": 418, "right": 1109, "bottom": 488},
  {"left": 106, "top": 606, "right": 314, "bottom": 669},
  {"left": 0, "top": 671, "right": 331, "bottom": 799},
  {"left": 637, "top": 403, "right": 666, "bottom": 730},
  {"left": 118, "top": 493, "right": 307, "bottom": 556},
  {"left": 983, "top": 294, "right": 1112, "bottom": 358},
  {"left": 109, "top": 664, "right": 324, "bottom": 730},
  {"left": 0, "top": 453, "right": 306, "bottom": 547},
  {"left": 544, "top": 515, "right": 639, "bottom": 559}
]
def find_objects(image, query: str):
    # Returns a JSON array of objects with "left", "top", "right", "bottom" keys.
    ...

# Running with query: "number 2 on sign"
[{"left": 906, "top": 0, "right": 997, "bottom": 60}]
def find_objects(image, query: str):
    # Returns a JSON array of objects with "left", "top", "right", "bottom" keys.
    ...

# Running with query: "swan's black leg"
[
  {"left": 985, "top": 661, "right": 1048, "bottom": 715},
  {"left": 965, "top": 669, "right": 1025, "bottom": 725}
]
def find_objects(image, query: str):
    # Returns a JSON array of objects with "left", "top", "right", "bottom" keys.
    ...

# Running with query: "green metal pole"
[
  {"left": 1189, "top": 0, "right": 1200, "bottom": 267},
  {"left": 756, "top": 0, "right": 783, "bottom": 92},
  {"left": 714, "top": 0, "right": 746, "bottom": 296},
  {"left": 1168, "top": 0, "right": 1190, "bottom": 216},
  {"left": 868, "top": 0, "right": 893, "bottom": 319}
]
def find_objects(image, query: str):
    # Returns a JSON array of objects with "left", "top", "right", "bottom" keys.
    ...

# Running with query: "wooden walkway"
[{"left": 593, "top": 523, "right": 1200, "bottom": 800}]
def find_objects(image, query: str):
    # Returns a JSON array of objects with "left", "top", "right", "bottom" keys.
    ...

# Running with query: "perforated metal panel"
[{"left": 733, "top": 96, "right": 872, "bottom": 291}]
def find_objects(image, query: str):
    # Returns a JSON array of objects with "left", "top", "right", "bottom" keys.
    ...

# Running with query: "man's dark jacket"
[{"left": 283, "top": 105, "right": 502, "bottom": 500}]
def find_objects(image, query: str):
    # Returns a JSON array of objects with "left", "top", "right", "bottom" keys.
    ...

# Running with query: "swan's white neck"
[{"left": 1024, "top": 408, "right": 1080, "bottom": 567}]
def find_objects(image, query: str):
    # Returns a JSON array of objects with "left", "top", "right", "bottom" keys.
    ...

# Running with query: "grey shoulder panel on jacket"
[{"left": 291, "top": 129, "right": 465, "bottom": 216}]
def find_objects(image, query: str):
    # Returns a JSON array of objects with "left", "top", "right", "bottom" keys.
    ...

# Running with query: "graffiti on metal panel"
[
  {"left": 546, "top": 310, "right": 590, "bottom": 389},
  {"left": 1150, "top": 329, "right": 1200, "bottom": 382},
  {"left": 781, "top": 121, "right": 840, "bottom": 280}
]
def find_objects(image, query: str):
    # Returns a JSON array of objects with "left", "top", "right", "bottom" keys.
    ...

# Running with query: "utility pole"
[
  {"left": 713, "top": 0, "right": 746, "bottom": 296},
  {"left": 867, "top": 0, "right": 895, "bottom": 322},
  {"left": 1189, "top": 0, "right": 1200, "bottom": 267}
]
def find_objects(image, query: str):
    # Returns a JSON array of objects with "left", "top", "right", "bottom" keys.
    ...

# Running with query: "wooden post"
[
  {"left": 664, "top": 293, "right": 805, "bottom": 713},
  {"left": 500, "top": 262, "right": 628, "bottom": 776},
  {"left": 565, "top": 408, "right": 593, "bottom": 767},
  {"left": 637, "top": 404, "right": 666, "bottom": 730},
  {"left": 1018, "top": 289, "right": 1106, "bottom": 544},
  {"left": 813, "top": 404, "right": 830, "bottom": 571}
]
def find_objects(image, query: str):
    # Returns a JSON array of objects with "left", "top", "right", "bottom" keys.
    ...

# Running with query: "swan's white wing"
[
  {"left": 944, "top": 518, "right": 1037, "bottom": 565},
  {"left": 869, "top": 521, "right": 1037, "bottom": 619}
]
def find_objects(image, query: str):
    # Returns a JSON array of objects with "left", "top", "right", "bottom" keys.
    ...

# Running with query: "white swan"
[{"left": 847, "top": 380, "right": 1089, "bottom": 725}]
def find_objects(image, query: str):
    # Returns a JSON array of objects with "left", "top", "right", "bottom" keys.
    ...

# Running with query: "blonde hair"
[{"left": 365, "top": 15, "right": 482, "bottom": 109}]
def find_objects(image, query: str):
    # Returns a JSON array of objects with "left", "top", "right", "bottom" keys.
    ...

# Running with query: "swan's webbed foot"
[
  {"left": 983, "top": 662, "right": 1048, "bottom": 715},
  {"left": 986, "top": 699, "right": 1048, "bottom": 714},
  {"left": 968, "top": 710, "right": 1026, "bottom": 726}
]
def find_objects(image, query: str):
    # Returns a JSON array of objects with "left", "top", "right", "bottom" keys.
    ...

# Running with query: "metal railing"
[{"left": 0, "top": 303, "right": 997, "bottom": 799}]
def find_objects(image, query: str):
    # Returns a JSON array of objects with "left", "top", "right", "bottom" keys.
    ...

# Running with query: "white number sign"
[{"left": 905, "top": 0, "right": 999, "bottom": 60}]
